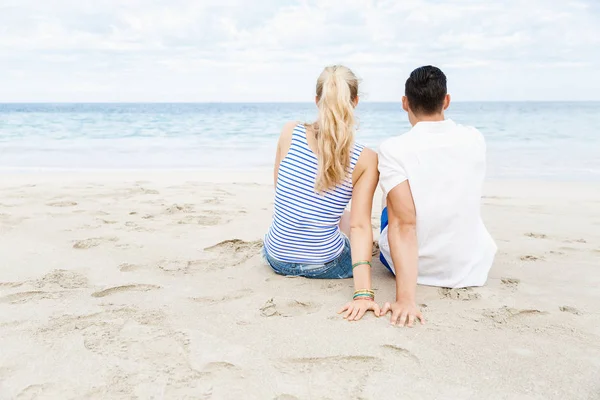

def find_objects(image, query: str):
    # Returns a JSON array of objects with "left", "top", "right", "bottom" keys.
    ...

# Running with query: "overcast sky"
[{"left": 1, "top": 0, "right": 599, "bottom": 102}]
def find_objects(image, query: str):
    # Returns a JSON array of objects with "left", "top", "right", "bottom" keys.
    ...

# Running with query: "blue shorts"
[
  {"left": 380, "top": 207, "right": 393, "bottom": 273},
  {"left": 263, "top": 236, "right": 353, "bottom": 279}
]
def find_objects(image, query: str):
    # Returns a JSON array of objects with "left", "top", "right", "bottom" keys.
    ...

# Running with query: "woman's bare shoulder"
[
  {"left": 357, "top": 146, "right": 378, "bottom": 168},
  {"left": 280, "top": 121, "right": 301, "bottom": 139}
]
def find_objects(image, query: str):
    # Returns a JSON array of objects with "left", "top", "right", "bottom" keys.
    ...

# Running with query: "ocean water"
[{"left": 0, "top": 102, "right": 599, "bottom": 181}]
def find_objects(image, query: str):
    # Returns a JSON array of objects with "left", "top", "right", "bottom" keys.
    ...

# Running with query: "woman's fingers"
[
  {"left": 390, "top": 309, "right": 401, "bottom": 325},
  {"left": 407, "top": 314, "right": 415, "bottom": 327},
  {"left": 371, "top": 302, "right": 381, "bottom": 317},
  {"left": 380, "top": 302, "right": 391, "bottom": 317},
  {"left": 343, "top": 305, "right": 354, "bottom": 319},
  {"left": 354, "top": 306, "right": 368, "bottom": 321},
  {"left": 349, "top": 306, "right": 361, "bottom": 321},
  {"left": 337, "top": 302, "right": 351, "bottom": 314},
  {"left": 417, "top": 311, "right": 426, "bottom": 324}
]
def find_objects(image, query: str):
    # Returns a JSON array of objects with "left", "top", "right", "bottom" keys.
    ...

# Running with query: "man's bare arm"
[{"left": 380, "top": 180, "right": 424, "bottom": 326}]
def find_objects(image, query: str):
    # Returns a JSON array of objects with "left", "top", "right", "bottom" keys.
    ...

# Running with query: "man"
[{"left": 378, "top": 66, "right": 497, "bottom": 327}]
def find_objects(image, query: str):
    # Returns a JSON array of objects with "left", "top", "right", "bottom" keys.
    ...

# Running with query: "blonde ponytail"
[{"left": 314, "top": 65, "right": 359, "bottom": 193}]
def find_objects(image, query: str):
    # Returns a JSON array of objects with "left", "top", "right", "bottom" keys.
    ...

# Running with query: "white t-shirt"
[{"left": 378, "top": 119, "right": 497, "bottom": 288}]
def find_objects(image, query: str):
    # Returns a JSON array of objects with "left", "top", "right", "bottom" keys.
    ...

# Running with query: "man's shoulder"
[
  {"left": 454, "top": 122, "right": 483, "bottom": 136},
  {"left": 453, "top": 123, "right": 485, "bottom": 146},
  {"left": 379, "top": 130, "right": 416, "bottom": 152}
]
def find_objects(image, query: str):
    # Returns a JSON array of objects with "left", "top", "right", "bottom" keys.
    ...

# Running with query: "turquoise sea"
[{"left": 0, "top": 102, "right": 598, "bottom": 181}]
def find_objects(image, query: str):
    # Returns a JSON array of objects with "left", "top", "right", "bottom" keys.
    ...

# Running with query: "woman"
[{"left": 263, "top": 65, "right": 380, "bottom": 321}]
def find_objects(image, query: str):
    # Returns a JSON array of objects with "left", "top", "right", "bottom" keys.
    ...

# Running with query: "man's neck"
[{"left": 411, "top": 113, "right": 445, "bottom": 125}]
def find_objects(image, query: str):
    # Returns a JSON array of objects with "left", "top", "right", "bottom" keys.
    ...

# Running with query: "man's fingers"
[
  {"left": 399, "top": 312, "right": 409, "bottom": 327},
  {"left": 380, "top": 302, "right": 391, "bottom": 316}
]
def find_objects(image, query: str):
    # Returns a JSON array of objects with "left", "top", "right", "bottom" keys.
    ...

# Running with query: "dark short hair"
[{"left": 405, "top": 66, "right": 447, "bottom": 115}]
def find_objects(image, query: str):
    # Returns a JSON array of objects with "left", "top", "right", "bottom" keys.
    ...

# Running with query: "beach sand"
[{"left": 0, "top": 171, "right": 599, "bottom": 399}]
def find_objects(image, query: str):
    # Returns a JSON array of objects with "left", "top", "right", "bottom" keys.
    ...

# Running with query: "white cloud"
[{"left": 0, "top": 0, "right": 599, "bottom": 101}]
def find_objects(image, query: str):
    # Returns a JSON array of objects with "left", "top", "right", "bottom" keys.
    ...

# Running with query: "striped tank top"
[{"left": 264, "top": 123, "right": 365, "bottom": 264}]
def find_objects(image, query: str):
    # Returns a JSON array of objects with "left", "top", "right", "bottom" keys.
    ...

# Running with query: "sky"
[{"left": 1, "top": 0, "right": 599, "bottom": 102}]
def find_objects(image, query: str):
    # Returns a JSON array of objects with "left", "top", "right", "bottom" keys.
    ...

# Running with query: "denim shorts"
[
  {"left": 263, "top": 236, "right": 352, "bottom": 279},
  {"left": 379, "top": 207, "right": 394, "bottom": 273}
]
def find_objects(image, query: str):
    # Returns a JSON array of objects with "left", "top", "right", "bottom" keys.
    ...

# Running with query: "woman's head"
[{"left": 314, "top": 65, "right": 359, "bottom": 192}]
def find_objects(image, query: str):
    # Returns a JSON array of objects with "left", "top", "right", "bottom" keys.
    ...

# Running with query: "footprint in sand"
[
  {"left": 525, "top": 232, "right": 547, "bottom": 239},
  {"left": 438, "top": 287, "right": 481, "bottom": 301},
  {"left": 119, "top": 263, "right": 142, "bottom": 272},
  {"left": 191, "top": 289, "right": 253, "bottom": 305},
  {"left": 320, "top": 281, "right": 346, "bottom": 292},
  {"left": 559, "top": 306, "right": 581, "bottom": 315},
  {"left": 164, "top": 204, "right": 195, "bottom": 214},
  {"left": 381, "top": 344, "right": 420, "bottom": 364},
  {"left": 205, "top": 239, "right": 263, "bottom": 267},
  {"left": 260, "top": 298, "right": 321, "bottom": 317},
  {"left": 0, "top": 281, "right": 24, "bottom": 289},
  {"left": 73, "top": 236, "right": 119, "bottom": 249},
  {"left": 177, "top": 215, "right": 221, "bottom": 226},
  {"left": 32, "top": 270, "right": 88, "bottom": 290},
  {"left": 202, "top": 361, "right": 239, "bottom": 374},
  {"left": 123, "top": 221, "right": 154, "bottom": 232},
  {"left": 0, "top": 291, "right": 64, "bottom": 304},
  {"left": 205, "top": 239, "right": 263, "bottom": 253},
  {"left": 548, "top": 250, "right": 565, "bottom": 256},
  {"left": 501, "top": 277, "right": 520, "bottom": 289},
  {"left": 203, "top": 197, "right": 223, "bottom": 205},
  {"left": 91, "top": 284, "right": 161, "bottom": 298},
  {"left": 46, "top": 201, "right": 78, "bottom": 207},
  {"left": 16, "top": 383, "right": 57, "bottom": 399},
  {"left": 37, "top": 306, "right": 169, "bottom": 364},
  {"left": 283, "top": 355, "right": 380, "bottom": 372},
  {"left": 278, "top": 355, "right": 381, "bottom": 398},
  {"left": 520, "top": 255, "right": 544, "bottom": 262},
  {"left": 273, "top": 395, "right": 300, "bottom": 400},
  {"left": 156, "top": 259, "right": 202, "bottom": 274},
  {"left": 140, "top": 188, "right": 159, "bottom": 195},
  {"left": 483, "top": 306, "right": 547, "bottom": 324}
]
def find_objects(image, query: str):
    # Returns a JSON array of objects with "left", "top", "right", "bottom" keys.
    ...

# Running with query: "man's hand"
[
  {"left": 380, "top": 300, "right": 425, "bottom": 327},
  {"left": 338, "top": 299, "right": 381, "bottom": 321}
]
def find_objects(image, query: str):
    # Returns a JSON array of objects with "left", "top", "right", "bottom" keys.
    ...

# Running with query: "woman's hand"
[
  {"left": 380, "top": 300, "right": 425, "bottom": 327},
  {"left": 338, "top": 299, "right": 381, "bottom": 321}
]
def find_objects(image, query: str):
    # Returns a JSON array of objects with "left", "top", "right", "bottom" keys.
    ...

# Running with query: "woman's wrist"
[
  {"left": 353, "top": 289, "right": 375, "bottom": 301},
  {"left": 351, "top": 260, "right": 372, "bottom": 270}
]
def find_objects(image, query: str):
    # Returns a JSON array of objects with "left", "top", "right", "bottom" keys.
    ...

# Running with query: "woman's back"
[{"left": 264, "top": 123, "right": 364, "bottom": 264}]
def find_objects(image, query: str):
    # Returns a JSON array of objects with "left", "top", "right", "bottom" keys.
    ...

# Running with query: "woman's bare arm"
[
  {"left": 338, "top": 148, "right": 380, "bottom": 321},
  {"left": 273, "top": 121, "right": 298, "bottom": 186},
  {"left": 350, "top": 148, "right": 379, "bottom": 292}
]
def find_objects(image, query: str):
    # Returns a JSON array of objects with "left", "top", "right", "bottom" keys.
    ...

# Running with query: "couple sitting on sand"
[{"left": 262, "top": 65, "right": 497, "bottom": 326}]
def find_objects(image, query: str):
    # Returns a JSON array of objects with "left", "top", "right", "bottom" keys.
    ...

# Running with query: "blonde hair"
[{"left": 313, "top": 65, "right": 359, "bottom": 193}]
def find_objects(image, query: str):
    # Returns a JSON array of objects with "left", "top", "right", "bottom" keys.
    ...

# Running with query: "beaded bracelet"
[
  {"left": 353, "top": 289, "right": 375, "bottom": 301},
  {"left": 352, "top": 261, "right": 371, "bottom": 269}
]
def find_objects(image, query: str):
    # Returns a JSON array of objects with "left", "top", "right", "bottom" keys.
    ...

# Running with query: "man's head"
[{"left": 402, "top": 66, "right": 450, "bottom": 125}]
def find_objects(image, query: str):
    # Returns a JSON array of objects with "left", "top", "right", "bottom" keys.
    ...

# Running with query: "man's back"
[{"left": 379, "top": 119, "right": 497, "bottom": 288}]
